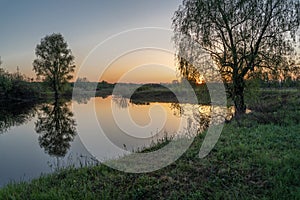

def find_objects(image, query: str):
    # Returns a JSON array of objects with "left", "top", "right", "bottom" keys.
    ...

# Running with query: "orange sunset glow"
[{"left": 98, "top": 49, "right": 178, "bottom": 83}]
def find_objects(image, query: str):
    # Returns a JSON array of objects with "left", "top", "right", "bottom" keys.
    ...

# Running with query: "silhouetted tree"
[
  {"left": 173, "top": 0, "right": 300, "bottom": 116},
  {"left": 33, "top": 33, "right": 75, "bottom": 99},
  {"left": 0, "top": 65, "right": 12, "bottom": 98},
  {"left": 35, "top": 99, "right": 76, "bottom": 157}
]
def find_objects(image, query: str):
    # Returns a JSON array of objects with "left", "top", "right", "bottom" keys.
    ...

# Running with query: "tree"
[
  {"left": 35, "top": 99, "right": 76, "bottom": 157},
  {"left": 33, "top": 33, "right": 75, "bottom": 99},
  {"left": 173, "top": 0, "right": 300, "bottom": 116},
  {"left": 0, "top": 60, "right": 13, "bottom": 98}
]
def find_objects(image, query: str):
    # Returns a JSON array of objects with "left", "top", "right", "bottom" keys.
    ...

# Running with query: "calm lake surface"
[{"left": 0, "top": 96, "right": 215, "bottom": 187}]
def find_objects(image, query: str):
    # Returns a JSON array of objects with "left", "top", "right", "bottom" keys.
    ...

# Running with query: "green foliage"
[
  {"left": 173, "top": 0, "right": 300, "bottom": 115},
  {"left": 244, "top": 78, "right": 262, "bottom": 106},
  {"left": 0, "top": 68, "right": 13, "bottom": 96},
  {"left": 246, "top": 90, "right": 300, "bottom": 125},
  {"left": 0, "top": 67, "right": 42, "bottom": 100},
  {"left": 33, "top": 33, "right": 75, "bottom": 98},
  {"left": 1, "top": 124, "right": 299, "bottom": 199},
  {"left": 0, "top": 91, "right": 299, "bottom": 199},
  {"left": 97, "top": 80, "right": 114, "bottom": 90}
]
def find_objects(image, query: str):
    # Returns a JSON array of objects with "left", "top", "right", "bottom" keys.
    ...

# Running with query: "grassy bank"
[{"left": 0, "top": 91, "right": 299, "bottom": 199}]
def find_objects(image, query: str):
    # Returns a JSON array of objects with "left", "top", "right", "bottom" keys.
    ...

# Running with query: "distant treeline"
[{"left": 1, "top": 68, "right": 299, "bottom": 103}]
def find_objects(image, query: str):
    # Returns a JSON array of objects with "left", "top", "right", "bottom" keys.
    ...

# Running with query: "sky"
[{"left": 0, "top": 0, "right": 182, "bottom": 83}]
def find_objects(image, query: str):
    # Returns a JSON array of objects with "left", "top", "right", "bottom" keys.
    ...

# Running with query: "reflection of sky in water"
[
  {"left": 0, "top": 115, "right": 91, "bottom": 187},
  {"left": 75, "top": 96, "right": 193, "bottom": 162},
  {"left": 0, "top": 96, "right": 219, "bottom": 187}
]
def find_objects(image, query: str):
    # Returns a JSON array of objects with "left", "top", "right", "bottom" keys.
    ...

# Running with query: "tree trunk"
[
  {"left": 54, "top": 90, "right": 58, "bottom": 100},
  {"left": 233, "top": 77, "right": 246, "bottom": 117},
  {"left": 233, "top": 91, "right": 246, "bottom": 116},
  {"left": 53, "top": 79, "right": 59, "bottom": 100}
]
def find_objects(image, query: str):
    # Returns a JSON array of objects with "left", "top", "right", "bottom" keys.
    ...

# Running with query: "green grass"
[{"left": 0, "top": 90, "right": 299, "bottom": 199}]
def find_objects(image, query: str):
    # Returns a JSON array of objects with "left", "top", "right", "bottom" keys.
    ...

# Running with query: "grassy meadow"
[{"left": 0, "top": 89, "right": 299, "bottom": 199}]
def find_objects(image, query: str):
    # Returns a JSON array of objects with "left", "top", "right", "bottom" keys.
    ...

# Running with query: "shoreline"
[{"left": 0, "top": 90, "right": 299, "bottom": 199}]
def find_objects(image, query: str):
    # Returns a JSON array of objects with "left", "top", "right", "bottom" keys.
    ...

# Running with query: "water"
[
  {"left": 0, "top": 101, "right": 92, "bottom": 187},
  {"left": 0, "top": 96, "right": 220, "bottom": 187}
]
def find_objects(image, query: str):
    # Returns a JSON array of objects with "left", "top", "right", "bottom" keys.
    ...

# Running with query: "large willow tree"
[{"left": 173, "top": 0, "right": 300, "bottom": 115}]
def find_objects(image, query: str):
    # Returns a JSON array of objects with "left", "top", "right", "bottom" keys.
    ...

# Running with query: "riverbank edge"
[{"left": 0, "top": 90, "right": 299, "bottom": 199}]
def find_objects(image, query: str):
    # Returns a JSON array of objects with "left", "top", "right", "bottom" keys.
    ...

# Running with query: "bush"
[{"left": 0, "top": 68, "right": 42, "bottom": 101}]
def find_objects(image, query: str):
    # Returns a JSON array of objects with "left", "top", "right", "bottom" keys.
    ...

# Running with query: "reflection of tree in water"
[
  {"left": 0, "top": 102, "right": 37, "bottom": 134},
  {"left": 170, "top": 103, "right": 184, "bottom": 117},
  {"left": 193, "top": 106, "right": 212, "bottom": 134},
  {"left": 72, "top": 92, "right": 93, "bottom": 104},
  {"left": 113, "top": 95, "right": 152, "bottom": 108},
  {"left": 35, "top": 99, "right": 76, "bottom": 157},
  {"left": 72, "top": 90, "right": 111, "bottom": 105},
  {"left": 169, "top": 103, "right": 229, "bottom": 135},
  {"left": 129, "top": 99, "right": 150, "bottom": 106},
  {"left": 112, "top": 95, "right": 129, "bottom": 109}
]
